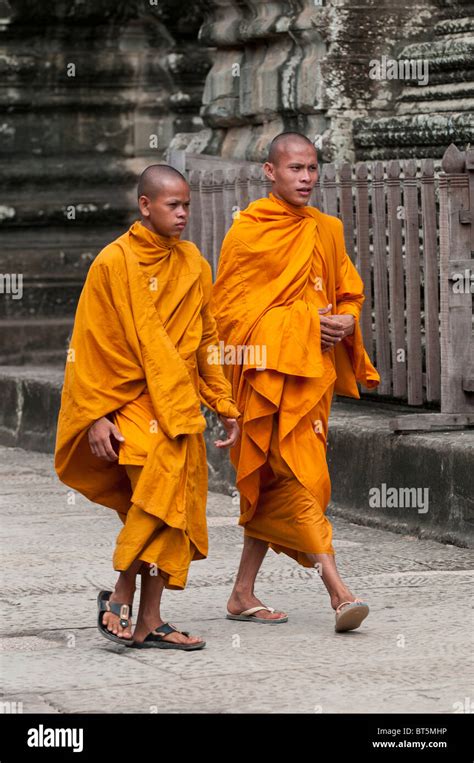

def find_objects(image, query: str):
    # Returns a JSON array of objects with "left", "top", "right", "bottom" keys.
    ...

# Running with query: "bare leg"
[
  {"left": 227, "top": 534, "right": 287, "bottom": 620},
  {"left": 132, "top": 565, "right": 203, "bottom": 645},
  {"left": 307, "top": 552, "right": 363, "bottom": 611},
  {"left": 102, "top": 558, "right": 144, "bottom": 639}
]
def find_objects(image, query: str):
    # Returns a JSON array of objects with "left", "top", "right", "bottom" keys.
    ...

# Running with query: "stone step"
[
  {"left": 353, "top": 111, "right": 473, "bottom": 159},
  {"left": 434, "top": 16, "right": 474, "bottom": 36},
  {"left": 398, "top": 38, "right": 474, "bottom": 67},
  {"left": 0, "top": 280, "right": 81, "bottom": 319},
  {"left": 0, "top": 365, "right": 64, "bottom": 452},
  {"left": 0, "top": 156, "right": 147, "bottom": 188},
  {"left": 398, "top": 97, "right": 474, "bottom": 115},
  {"left": 398, "top": 81, "right": 474, "bottom": 103},
  {"left": 0, "top": 227, "right": 122, "bottom": 277},
  {"left": 0, "top": 199, "right": 134, "bottom": 229},
  {"left": 0, "top": 318, "right": 73, "bottom": 363},
  {"left": 0, "top": 226, "right": 130, "bottom": 321}
]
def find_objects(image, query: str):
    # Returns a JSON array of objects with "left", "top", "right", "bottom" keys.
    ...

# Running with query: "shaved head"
[
  {"left": 137, "top": 164, "right": 190, "bottom": 237},
  {"left": 263, "top": 132, "right": 319, "bottom": 207},
  {"left": 267, "top": 132, "right": 317, "bottom": 166},
  {"left": 137, "top": 164, "right": 188, "bottom": 200}
]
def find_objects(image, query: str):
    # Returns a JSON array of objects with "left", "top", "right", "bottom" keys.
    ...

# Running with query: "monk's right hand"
[
  {"left": 88, "top": 416, "right": 125, "bottom": 461},
  {"left": 318, "top": 304, "right": 345, "bottom": 352}
]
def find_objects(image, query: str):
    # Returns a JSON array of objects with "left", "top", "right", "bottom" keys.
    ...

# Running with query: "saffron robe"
[
  {"left": 211, "top": 192, "right": 380, "bottom": 565},
  {"left": 54, "top": 220, "right": 240, "bottom": 589}
]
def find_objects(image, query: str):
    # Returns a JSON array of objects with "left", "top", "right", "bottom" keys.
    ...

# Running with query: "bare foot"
[
  {"left": 227, "top": 591, "right": 287, "bottom": 620},
  {"left": 133, "top": 618, "right": 203, "bottom": 646},
  {"left": 101, "top": 583, "right": 135, "bottom": 640}
]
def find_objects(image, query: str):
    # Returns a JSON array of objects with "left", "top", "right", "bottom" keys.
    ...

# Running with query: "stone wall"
[
  {"left": 1, "top": 0, "right": 472, "bottom": 364},
  {"left": 171, "top": 0, "right": 474, "bottom": 162},
  {"left": 0, "top": 0, "right": 210, "bottom": 363}
]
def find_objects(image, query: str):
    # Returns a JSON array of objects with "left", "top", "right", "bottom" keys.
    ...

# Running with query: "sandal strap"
[
  {"left": 150, "top": 622, "right": 189, "bottom": 639},
  {"left": 336, "top": 599, "right": 364, "bottom": 615},
  {"left": 240, "top": 606, "right": 274, "bottom": 616},
  {"left": 99, "top": 593, "right": 133, "bottom": 625}
]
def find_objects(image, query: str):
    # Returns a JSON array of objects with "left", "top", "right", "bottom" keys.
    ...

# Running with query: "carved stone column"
[{"left": 171, "top": 0, "right": 472, "bottom": 162}]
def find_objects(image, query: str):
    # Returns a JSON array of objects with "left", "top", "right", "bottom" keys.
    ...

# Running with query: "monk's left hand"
[
  {"left": 214, "top": 416, "right": 240, "bottom": 448},
  {"left": 322, "top": 314, "right": 355, "bottom": 351},
  {"left": 333, "top": 313, "right": 355, "bottom": 338}
]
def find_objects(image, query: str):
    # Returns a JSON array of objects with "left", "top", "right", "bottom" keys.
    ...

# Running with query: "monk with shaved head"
[
  {"left": 212, "top": 132, "right": 380, "bottom": 632},
  {"left": 55, "top": 164, "right": 240, "bottom": 650}
]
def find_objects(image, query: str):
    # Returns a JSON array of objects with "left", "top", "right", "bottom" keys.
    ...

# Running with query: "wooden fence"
[{"left": 167, "top": 146, "right": 474, "bottom": 428}]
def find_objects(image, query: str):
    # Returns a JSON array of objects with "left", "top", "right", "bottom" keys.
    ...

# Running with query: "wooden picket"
[{"left": 166, "top": 147, "right": 474, "bottom": 422}]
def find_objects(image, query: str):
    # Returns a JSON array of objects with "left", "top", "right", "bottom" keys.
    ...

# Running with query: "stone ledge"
[
  {"left": 328, "top": 399, "right": 474, "bottom": 549},
  {"left": 0, "top": 365, "right": 472, "bottom": 548}
]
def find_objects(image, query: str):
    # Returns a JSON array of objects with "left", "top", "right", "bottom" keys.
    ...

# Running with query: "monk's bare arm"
[{"left": 196, "top": 259, "right": 241, "bottom": 447}]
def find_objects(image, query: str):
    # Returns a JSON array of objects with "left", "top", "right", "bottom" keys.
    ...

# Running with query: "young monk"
[
  {"left": 211, "top": 132, "right": 380, "bottom": 632},
  {"left": 55, "top": 164, "right": 240, "bottom": 650}
]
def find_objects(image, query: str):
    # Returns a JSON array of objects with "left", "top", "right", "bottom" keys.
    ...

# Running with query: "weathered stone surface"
[
  {"left": 0, "top": 445, "right": 472, "bottom": 713},
  {"left": 172, "top": 0, "right": 473, "bottom": 162},
  {"left": 0, "top": 0, "right": 211, "bottom": 361},
  {"left": 2, "top": 0, "right": 471, "bottom": 364}
]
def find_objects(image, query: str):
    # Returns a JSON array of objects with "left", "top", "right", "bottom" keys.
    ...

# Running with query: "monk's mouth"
[{"left": 296, "top": 188, "right": 312, "bottom": 196}]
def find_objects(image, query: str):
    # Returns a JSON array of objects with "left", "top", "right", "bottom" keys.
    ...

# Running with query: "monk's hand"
[
  {"left": 318, "top": 304, "right": 351, "bottom": 352},
  {"left": 334, "top": 313, "right": 355, "bottom": 338},
  {"left": 214, "top": 416, "right": 240, "bottom": 449},
  {"left": 88, "top": 416, "right": 125, "bottom": 461}
]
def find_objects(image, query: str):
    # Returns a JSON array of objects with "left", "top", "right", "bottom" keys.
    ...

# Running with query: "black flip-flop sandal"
[
  {"left": 97, "top": 590, "right": 134, "bottom": 646},
  {"left": 131, "top": 622, "right": 206, "bottom": 650}
]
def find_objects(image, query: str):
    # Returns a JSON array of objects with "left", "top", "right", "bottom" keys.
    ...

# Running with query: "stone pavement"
[{"left": 0, "top": 445, "right": 472, "bottom": 715}]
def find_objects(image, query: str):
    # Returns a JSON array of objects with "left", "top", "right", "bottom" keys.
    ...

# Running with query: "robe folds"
[
  {"left": 54, "top": 220, "right": 240, "bottom": 589},
  {"left": 211, "top": 192, "right": 380, "bottom": 565}
]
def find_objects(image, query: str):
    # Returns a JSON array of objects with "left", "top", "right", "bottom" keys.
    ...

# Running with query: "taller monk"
[
  {"left": 55, "top": 165, "right": 240, "bottom": 650},
  {"left": 211, "top": 132, "right": 380, "bottom": 632}
]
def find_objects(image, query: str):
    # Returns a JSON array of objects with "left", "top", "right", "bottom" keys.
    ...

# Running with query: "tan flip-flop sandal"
[
  {"left": 335, "top": 599, "right": 369, "bottom": 632},
  {"left": 226, "top": 605, "right": 288, "bottom": 624}
]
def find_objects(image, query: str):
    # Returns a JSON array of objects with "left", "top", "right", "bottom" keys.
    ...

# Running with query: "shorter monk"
[{"left": 55, "top": 165, "right": 240, "bottom": 650}]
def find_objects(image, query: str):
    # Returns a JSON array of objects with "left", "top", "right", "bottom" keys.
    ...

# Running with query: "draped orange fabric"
[
  {"left": 55, "top": 220, "right": 240, "bottom": 589},
  {"left": 211, "top": 192, "right": 380, "bottom": 565}
]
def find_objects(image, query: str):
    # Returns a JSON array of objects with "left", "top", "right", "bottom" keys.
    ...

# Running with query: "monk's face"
[
  {"left": 263, "top": 143, "right": 318, "bottom": 207},
  {"left": 139, "top": 179, "right": 190, "bottom": 237}
]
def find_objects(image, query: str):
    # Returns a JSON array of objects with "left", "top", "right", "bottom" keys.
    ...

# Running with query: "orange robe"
[
  {"left": 211, "top": 192, "right": 380, "bottom": 565},
  {"left": 54, "top": 220, "right": 240, "bottom": 589}
]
